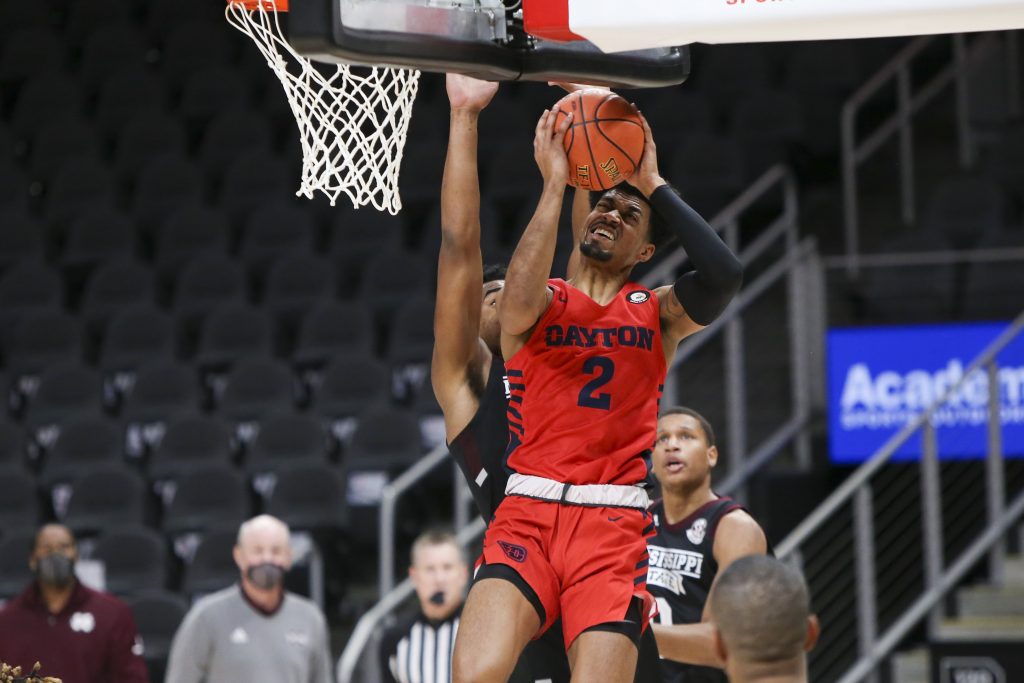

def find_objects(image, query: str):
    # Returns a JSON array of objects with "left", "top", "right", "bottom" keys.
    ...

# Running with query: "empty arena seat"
[
  {"left": 121, "top": 361, "right": 200, "bottom": 427},
  {"left": 239, "top": 201, "right": 316, "bottom": 274},
  {"left": 113, "top": 111, "right": 186, "bottom": 181},
  {"left": 128, "top": 591, "right": 188, "bottom": 683},
  {"left": 61, "top": 208, "right": 136, "bottom": 269},
  {"left": 154, "top": 204, "right": 230, "bottom": 281},
  {"left": 44, "top": 157, "right": 116, "bottom": 228},
  {"left": 264, "top": 252, "right": 335, "bottom": 325},
  {"left": 311, "top": 355, "right": 390, "bottom": 428},
  {"left": 0, "top": 530, "right": 35, "bottom": 599},
  {"left": 0, "top": 27, "right": 65, "bottom": 83},
  {"left": 179, "top": 66, "right": 250, "bottom": 128},
  {"left": 327, "top": 209, "right": 403, "bottom": 290},
  {"left": 41, "top": 417, "right": 123, "bottom": 486},
  {"left": 5, "top": 310, "right": 81, "bottom": 379},
  {"left": 419, "top": 200, "right": 503, "bottom": 257},
  {"left": 149, "top": 415, "right": 235, "bottom": 480},
  {"left": 668, "top": 135, "right": 747, "bottom": 217},
  {"left": 218, "top": 358, "right": 297, "bottom": 425},
  {"left": 398, "top": 140, "right": 447, "bottom": 206},
  {"left": 80, "top": 258, "right": 155, "bottom": 331},
  {"left": 0, "top": 466, "right": 40, "bottom": 530},
  {"left": 921, "top": 175, "right": 1007, "bottom": 250},
  {"left": 93, "top": 526, "right": 168, "bottom": 596},
  {"left": 24, "top": 363, "right": 103, "bottom": 446},
  {"left": 246, "top": 413, "right": 331, "bottom": 474},
  {"left": 0, "top": 422, "right": 28, "bottom": 468},
  {"left": 160, "top": 21, "right": 236, "bottom": 87},
  {"left": 386, "top": 295, "right": 435, "bottom": 366},
  {"left": 347, "top": 405, "right": 423, "bottom": 467},
  {"left": 63, "top": 465, "right": 146, "bottom": 535},
  {"left": 79, "top": 23, "right": 149, "bottom": 90},
  {"left": 196, "top": 304, "right": 273, "bottom": 371},
  {"left": 219, "top": 151, "right": 292, "bottom": 222},
  {"left": 0, "top": 164, "right": 32, "bottom": 214},
  {"left": 293, "top": 301, "right": 374, "bottom": 368},
  {"left": 29, "top": 116, "right": 100, "bottom": 181},
  {"left": 173, "top": 253, "right": 247, "bottom": 325},
  {"left": 132, "top": 154, "right": 205, "bottom": 230},
  {"left": 10, "top": 72, "right": 83, "bottom": 137},
  {"left": 182, "top": 527, "right": 238, "bottom": 597},
  {"left": 100, "top": 306, "right": 175, "bottom": 376},
  {"left": 264, "top": 463, "right": 348, "bottom": 531},
  {"left": 357, "top": 249, "right": 429, "bottom": 325},
  {"left": 65, "top": 0, "right": 137, "bottom": 47},
  {"left": 97, "top": 67, "right": 168, "bottom": 140},
  {"left": 198, "top": 109, "right": 274, "bottom": 178},
  {"left": 0, "top": 261, "right": 62, "bottom": 330},
  {"left": 163, "top": 465, "right": 250, "bottom": 535}
]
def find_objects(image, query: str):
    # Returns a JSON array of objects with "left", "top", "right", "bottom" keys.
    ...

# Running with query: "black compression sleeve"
[{"left": 649, "top": 184, "right": 743, "bottom": 326}]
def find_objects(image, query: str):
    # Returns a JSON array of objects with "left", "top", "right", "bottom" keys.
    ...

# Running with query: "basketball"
[{"left": 554, "top": 89, "right": 645, "bottom": 191}]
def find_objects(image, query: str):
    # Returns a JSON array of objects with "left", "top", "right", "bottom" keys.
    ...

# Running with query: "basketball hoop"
[{"left": 225, "top": 0, "right": 419, "bottom": 213}]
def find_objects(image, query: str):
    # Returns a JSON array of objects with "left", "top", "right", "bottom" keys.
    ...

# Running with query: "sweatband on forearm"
[{"left": 649, "top": 184, "right": 743, "bottom": 326}]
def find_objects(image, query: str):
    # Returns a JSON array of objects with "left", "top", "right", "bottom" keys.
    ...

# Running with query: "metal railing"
[
  {"left": 840, "top": 32, "right": 1007, "bottom": 277},
  {"left": 777, "top": 311, "right": 1024, "bottom": 683},
  {"left": 342, "top": 164, "right": 819, "bottom": 681}
]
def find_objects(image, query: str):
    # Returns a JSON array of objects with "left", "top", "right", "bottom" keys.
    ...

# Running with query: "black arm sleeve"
[{"left": 649, "top": 184, "right": 743, "bottom": 326}]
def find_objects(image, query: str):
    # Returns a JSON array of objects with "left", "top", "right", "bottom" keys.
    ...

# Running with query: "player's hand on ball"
[
  {"left": 631, "top": 113, "right": 666, "bottom": 197},
  {"left": 446, "top": 73, "right": 498, "bottom": 112},
  {"left": 534, "top": 106, "right": 572, "bottom": 187}
]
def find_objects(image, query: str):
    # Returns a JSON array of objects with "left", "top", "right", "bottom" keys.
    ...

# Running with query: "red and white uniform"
[{"left": 482, "top": 278, "right": 666, "bottom": 649}]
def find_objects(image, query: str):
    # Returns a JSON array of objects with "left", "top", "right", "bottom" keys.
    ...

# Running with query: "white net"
[{"left": 225, "top": 0, "right": 420, "bottom": 214}]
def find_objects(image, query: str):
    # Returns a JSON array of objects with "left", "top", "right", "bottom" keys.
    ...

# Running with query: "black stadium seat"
[
  {"left": 24, "top": 364, "right": 103, "bottom": 448},
  {"left": 0, "top": 175, "right": 34, "bottom": 222},
  {"left": 264, "top": 463, "right": 348, "bottom": 531},
  {"left": 29, "top": 116, "right": 100, "bottom": 181},
  {"left": 63, "top": 465, "right": 146, "bottom": 535},
  {"left": 196, "top": 304, "right": 273, "bottom": 372},
  {"left": 41, "top": 417, "right": 123, "bottom": 486},
  {"left": 311, "top": 355, "right": 390, "bottom": 427},
  {"left": 173, "top": 254, "right": 247, "bottom": 327},
  {"left": 163, "top": 465, "right": 250, "bottom": 535},
  {"left": 5, "top": 310, "right": 81, "bottom": 379},
  {"left": 182, "top": 527, "right": 239, "bottom": 597},
  {"left": 10, "top": 72, "right": 83, "bottom": 138},
  {"left": 65, "top": 0, "right": 137, "bottom": 47},
  {"left": 160, "top": 22, "right": 236, "bottom": 88},
  {"left": 198, "top": 110, "right": 274, "bottom": 178},
  {"left": 80, "top": 258, "right": 155, "bottom": 331},
  {"left": 219, "top": 151, "right": 291, "bottom": 222},
  {"left": 132, "top": 154, "right": 205, "bottom": 230},
  {"left": 79, "top": 23, "right": 148, "bottom": 91},
  {"left": 264, "top": 252, "right": 335, "bottom": 325},
  {"left": 45, "top": 157, "right": 116, "bottom": 229},
  {"left": 101, "top": 72, "right": 172, "bottom": 150},
  {"left": 148, "top": 415, "right": 235, "bottom": 480},
  {"left": 357, "top": 249, "right": 429, "bottom": 325},
  {"left": 0, "top": 28, "right": 65, "bottom": 84},
  {"left": 293, "top": 301, "right": 374, "bottom": 368},
  {"left": 0, "top": 422, "right": 28, "bottom": 468},
  {"left": 246, "top": 412, "right": 331, "bottom": 474},
  {"left": 327, "top": 208, "right": 403, "bottom": 290},
  {"left": 347, "top": 405, "right": 423, "bottom": 467},
  {"left": 0, "top": 261, "right": 62, "bottom": 331},
  {"left": 93, "top": 526, "right": 168, "bottom": 596},
  {"left": 100, "top": 306, "right": 175, "bottom": 376},
  {"left": 0, "top": 466, "right": 40, "bottom": 530},
  {"left": 218, "top": 358, "right": 297, "bottom": 425},
  {"left": 121, "top": 361, "right": 200, "bottom": 427},
  {"left": 128, "top": 591, "right": 188, "bottom": 683},
  {"left": 0, "top": 530, "right": 36, "bottom": 600},
  {"left": 179, "top": 66, "right": 250, "bottom": 128},
  {"left": 154, "top": 204, "right": 230, "bottom": 281},
  {"left": 61, "top": 208, "right": 136, "bottom": 270}
]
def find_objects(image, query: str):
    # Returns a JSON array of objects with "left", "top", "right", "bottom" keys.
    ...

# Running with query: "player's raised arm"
[
  {"left": 498, "top": 106, "right": 572, "bottom": 338},
  {"left": 629, "top": 115, "right": 742, "bottom": 352},
  {"left": 431, "top": 75, "right": 498, "bottom": 404}
]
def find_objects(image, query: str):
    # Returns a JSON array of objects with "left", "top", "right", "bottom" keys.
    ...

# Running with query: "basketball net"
[{"left": 225, "top": 0, "right": 419, "bottom": 213}]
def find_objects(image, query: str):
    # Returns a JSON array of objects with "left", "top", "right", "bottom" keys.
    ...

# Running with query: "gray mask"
[
  {"left": 34, "top": 552, "right": 75, "bottom": 587},
  {"left": 246, "top": 562, "right": 285, "bottom": 590}
]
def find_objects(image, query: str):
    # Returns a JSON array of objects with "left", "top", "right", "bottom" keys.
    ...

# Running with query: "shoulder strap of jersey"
[{"left": 706, "top": 496, "right": 746, "bottom": 538}]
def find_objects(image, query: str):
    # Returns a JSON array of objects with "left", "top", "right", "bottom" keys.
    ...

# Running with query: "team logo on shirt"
[
  {"left": 70, "top": 612, "right": 95, "bottom": 633},
  {"left": 285, "top": 631, "right": 310, "bottom": 647},
  {"left": 230, "top": 627, "right": 250, "bottom": 644},
  {"left": 498, "top": 540, "right": 528, "bottom": 563},
  {"left": 627, "top": 291, "right": 650, "bottom": 304},
  {"left": 687, "top": 518, "right": 707, "bottom": 545},
  {"left": 647, "top": 545, "right": 705, "bottom": 595}
]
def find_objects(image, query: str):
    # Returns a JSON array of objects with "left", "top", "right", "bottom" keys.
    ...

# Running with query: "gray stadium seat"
[
  {"left": 264, "top": 463, "right": 348, "bottom": 531},
  {"left": 148, "top": 415, "right": 235, "bottom": 480},
  {"left": 154, "top": 204, "right": 230, "bottom": 282},
  {"left": 163, "top": 465, "right": 250, "bottom": 535},
  {"left": 132, "top": 154, "right": 205, "bottom": 230},
  {"left": 63, "top": 465, "right": 146, "bottom": 535},
  {"left": 100, "top": 306, "right": 176, "bottom": 376},
  {"left": 93, "top": 526, "right": 168, "bottom": 597},
  {"left": 246, "top": 412, "right": 331, "bottom": 474},
  {"left": 128, "top": 591, "right": 188, "bottom": 683},
  {"left": 293, "top": 301, "right": 374, "bottom": 368},
  {"left": 0, "top": 466, "right": 40, "bottom": 530},
  {"left": 41, "top": 417, "right": 123, "bottom": 486},
  {"left": 97, "top": 67, "right": 167, "bottom": 141},
  {"left": 80, "top": 258, "right": 155, "bottom": 331},
  {"left": 61, "top": 208, "right": 136, "bottom": 269},
  {"left": 113, "top": 111, "right": 186, "bottom": 181},
  {"left": 196, "top": 304, "right": 273, "bottom": 371},
  {"left": 5, "top": 310, "right": 81, "bottom": 379}
]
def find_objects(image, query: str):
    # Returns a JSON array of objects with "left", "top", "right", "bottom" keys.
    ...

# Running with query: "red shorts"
[{"left": 480, "top": 494, "right": 655, "bottom": 650}]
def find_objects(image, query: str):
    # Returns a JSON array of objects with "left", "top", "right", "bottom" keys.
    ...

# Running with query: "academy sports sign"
[{"left": 827, "top": 322, "right": 1024, "bottom": 464}]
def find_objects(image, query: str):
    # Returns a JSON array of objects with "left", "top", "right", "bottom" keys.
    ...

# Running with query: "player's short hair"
[
  {"left": 592, "top": 183, "right": 677, "bottom": 252},
  {"left": 659, "top": 406, "right": 716, "bottom": 447},
  {"left": 710, "top": 556, "right": 811, "bottom": 664},
  {"left": 482, "top": 263, "right": 507, "bottom": 284},
  {"left": 32, "top": 523, "right": 76, "bottom": 554},
  {"left": 410, "top": 529, "right": 465, "bottom": 566}
]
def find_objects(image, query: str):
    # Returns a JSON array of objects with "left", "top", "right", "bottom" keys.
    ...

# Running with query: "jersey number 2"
[{"left": 578, "top": 357, "right": 614, "bottom": 410}]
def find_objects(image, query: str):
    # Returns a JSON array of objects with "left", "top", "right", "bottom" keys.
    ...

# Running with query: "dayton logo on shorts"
[
  {"left": 498, "top": 540, "right": 528, "bottom": 563},
  {"left": 627, "top": 291, "right": 650, "bottom": 304}
]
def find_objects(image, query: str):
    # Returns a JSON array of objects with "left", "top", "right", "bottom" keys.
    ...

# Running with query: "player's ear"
[
  {"left": 636, "top": 241, "right": 656, "bottom": 263},
  {"left": 232, "top": 544, "right": 245, "bottom": 573},
  {"left": 707, "top": 445, "right": 719, "bottom": 468},
  {"left": 713, "top": 626, "right": 729, "bottom": 666},
  {"left": 804, "top": 614, "right": 821, "bottom": 652}
]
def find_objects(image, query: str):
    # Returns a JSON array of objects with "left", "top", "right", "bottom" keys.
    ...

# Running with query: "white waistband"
[{"left": 505, "top": 473, "right": 651, "bottom": 510}]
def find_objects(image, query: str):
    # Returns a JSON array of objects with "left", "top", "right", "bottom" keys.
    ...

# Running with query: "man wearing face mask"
[
  {"left": 0, "top": 524, "right": 149, "bottom": 682},
  {"left": 379, "top": 530, "right": 469, "bottom": 683},
  {"left": 165, "top": 515, "right": 333, "bottom": 683}
]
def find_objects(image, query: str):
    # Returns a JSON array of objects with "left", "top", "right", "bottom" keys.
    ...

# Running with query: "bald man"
[
  {"left": 0, "top": 524, "right": 149, "bottom": 682},
  {"left": 710, "top": 556, "right": 819, "bottom": 683},
  {"left": 165, "top": 515, "right": 333, "bottom": 683}
]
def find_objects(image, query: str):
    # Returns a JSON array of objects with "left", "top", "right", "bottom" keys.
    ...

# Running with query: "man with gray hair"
[
  {"left": 709, "top": 556, "right": 819, "bottom": 683},
  {"left": 165, "top": 515, "right": 333, "bottom": 683}
]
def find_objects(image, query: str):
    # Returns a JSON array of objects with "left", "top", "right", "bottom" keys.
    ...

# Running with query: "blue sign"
[{"left": 827, "top": 322, "right": 1024, "bottom": 464}]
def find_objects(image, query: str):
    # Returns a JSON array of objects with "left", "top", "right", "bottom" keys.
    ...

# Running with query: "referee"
[{"left": 379, "top": 531, "right": 468, "bottom": 683}]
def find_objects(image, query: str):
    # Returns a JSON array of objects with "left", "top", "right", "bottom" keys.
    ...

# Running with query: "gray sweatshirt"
[{"left": 165, "top": 585, "right": 333, "bottom": 683}]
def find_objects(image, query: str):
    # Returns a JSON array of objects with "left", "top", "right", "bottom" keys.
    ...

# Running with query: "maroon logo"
[{"left": 498, "top": 540, "right": 528, "bottom": 563}]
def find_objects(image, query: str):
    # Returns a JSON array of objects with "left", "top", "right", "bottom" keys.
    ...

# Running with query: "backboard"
[{"left": 286, "top": 0, "right": 690, "bottom": 89}]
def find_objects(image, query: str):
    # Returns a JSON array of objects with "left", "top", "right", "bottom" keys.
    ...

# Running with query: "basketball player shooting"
[{"left": 451, "top": 100, "right": 743, "bottom": 682}]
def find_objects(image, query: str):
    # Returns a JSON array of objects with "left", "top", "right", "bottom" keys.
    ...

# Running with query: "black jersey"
[
  {"left": 647, "top": 496, "right": 745, "bottom": 683},
  {"left": 447, "top": 355, "right": 511, "bottom": 521}
]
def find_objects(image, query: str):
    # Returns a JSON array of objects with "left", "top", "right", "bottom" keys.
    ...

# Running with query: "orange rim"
[{"left": 228, "top": 0, "right": 289, "bottom": 11}]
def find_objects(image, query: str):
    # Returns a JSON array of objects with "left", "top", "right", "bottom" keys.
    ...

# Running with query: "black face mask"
[
  {"left": 246, "top": 562, "right": 286, "bottom": 590},
  {"left": 34, "top": 553, "right": 75, "bottom": 587}
]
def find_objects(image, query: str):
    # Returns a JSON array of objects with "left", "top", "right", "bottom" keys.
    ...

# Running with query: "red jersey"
[{"left": 504, "top": 278, "right": 666, "bottom": 486}]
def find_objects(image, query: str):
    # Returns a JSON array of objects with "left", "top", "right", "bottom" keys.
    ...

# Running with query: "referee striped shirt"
[{"left": 380, "top": 607, "right": 461, "bottom": 683}]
